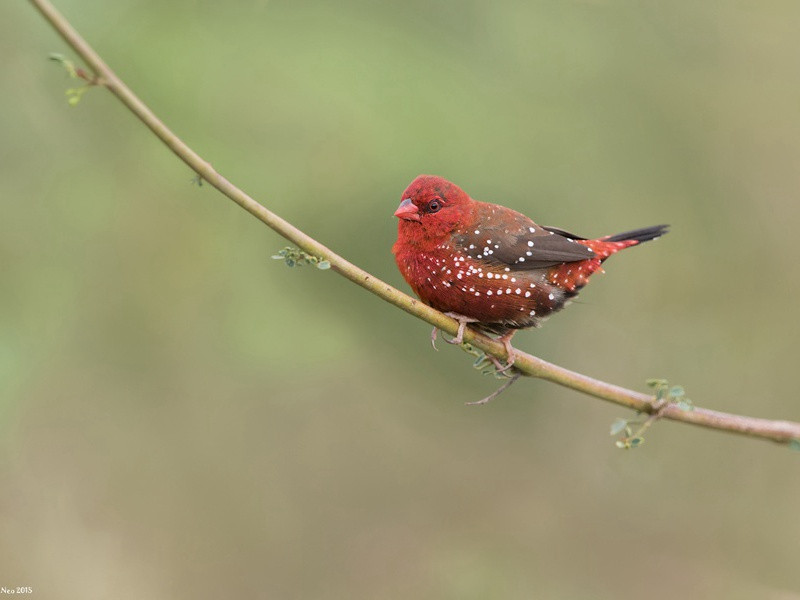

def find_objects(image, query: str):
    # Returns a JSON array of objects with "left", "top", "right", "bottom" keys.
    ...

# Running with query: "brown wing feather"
[{"left": 453, "top": 204, "right": 595, "bottom": 269}]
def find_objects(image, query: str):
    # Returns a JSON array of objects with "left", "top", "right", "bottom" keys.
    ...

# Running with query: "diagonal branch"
[{"left": 29, "top": 0, "right": 800, "bottom": 447}]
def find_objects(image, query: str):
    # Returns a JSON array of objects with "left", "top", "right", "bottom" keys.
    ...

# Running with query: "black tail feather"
[{"left": 606, "top": 224, "right": 669, "bottom": 244}]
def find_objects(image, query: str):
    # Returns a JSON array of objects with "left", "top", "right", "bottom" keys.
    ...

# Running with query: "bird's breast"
[{"left": 394, "top": 245, "right": 568, "bottom": 329}]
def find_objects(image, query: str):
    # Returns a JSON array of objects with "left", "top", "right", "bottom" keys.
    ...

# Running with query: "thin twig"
[
  {"left": 29, "top": 0, "right": 800, "bottom": 446},
  {"left": 466, "top": 374, "right": 522, "bottom": 406}
]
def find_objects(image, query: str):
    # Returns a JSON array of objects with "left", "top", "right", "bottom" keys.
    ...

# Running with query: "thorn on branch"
[{"left": 271, "top": 246, "right": 330, "bottom": 270}]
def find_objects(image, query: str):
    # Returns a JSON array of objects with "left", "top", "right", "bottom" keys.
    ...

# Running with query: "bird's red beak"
[{"left": 394, "top": 198, "right": 421, "bottom": 222}]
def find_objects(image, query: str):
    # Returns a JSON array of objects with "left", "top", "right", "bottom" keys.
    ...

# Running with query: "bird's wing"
[{"left": 453, "top": 209, "right": 595, "bottom": 269}]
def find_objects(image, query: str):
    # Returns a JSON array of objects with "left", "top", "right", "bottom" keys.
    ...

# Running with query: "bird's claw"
[
  {"left": 444, "top": 318, "right": 467, "bottom": 345},
  {"left": 437, "top": 313, "right": 477, "bottom": 346},
  {"left": 489, "top": 356, "right": 515, "bottom": 373},
  {"left": 486, "top": 334, "right": 517, "bottom": 373},
  {"left": 495, "top": 355, "right": 517, "bottom": 373}
]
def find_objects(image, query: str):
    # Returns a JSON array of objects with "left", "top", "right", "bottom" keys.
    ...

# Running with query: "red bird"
[{"left": 392, "top": 175, "right": 668, "bottom": 367}]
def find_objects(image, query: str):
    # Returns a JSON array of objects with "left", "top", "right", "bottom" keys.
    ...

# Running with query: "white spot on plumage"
[
  {"left": 527, "top": 240, "right": 534, "bottom": 247},
  {"left": 548, "top": 293, "right": 555, "bottom": 300},
  {"left": 487, "top": 291, "right": 493, "bottom": 296},
  {"left": 525, "top": 291, "right": 531, "bottom": 297}
]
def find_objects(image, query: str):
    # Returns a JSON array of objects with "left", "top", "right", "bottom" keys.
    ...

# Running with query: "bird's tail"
[
  {"left": 575, "top": 224, "right": 669, "bottom": 269},
  {"left": 551, "top": 224, "right": 668, "bottom": 294},
  {"left": 605, "top": 224, "right": 669, "bottom": 244}
]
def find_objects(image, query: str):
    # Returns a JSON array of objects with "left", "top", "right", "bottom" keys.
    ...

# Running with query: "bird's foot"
[
  {"left": 487, "top": 332, "right": 517, "bottom": 373},
  {"left": 440, "top": 312, "right": 479, "bottom": 346},
  {"left": 466, "top": 373, "right": 522, "bottom": 405}
]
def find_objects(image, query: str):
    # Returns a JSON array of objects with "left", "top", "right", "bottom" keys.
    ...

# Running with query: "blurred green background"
[{"left": 3, "top": 1, "right": 800, "bottom": 598}]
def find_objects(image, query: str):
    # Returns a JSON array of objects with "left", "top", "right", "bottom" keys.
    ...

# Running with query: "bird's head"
[{"left": 393, "top": 175, "right": 473, "bottom": 245}]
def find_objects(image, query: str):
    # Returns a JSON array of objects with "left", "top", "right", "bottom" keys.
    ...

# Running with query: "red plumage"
[{"left": 392, "top": 175, "right": 667, "bottom": 362}]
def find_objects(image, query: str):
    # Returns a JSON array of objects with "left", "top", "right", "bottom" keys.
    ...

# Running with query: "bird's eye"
[{"left": 428, "top": 199, "right": 442, "bottom": 213}]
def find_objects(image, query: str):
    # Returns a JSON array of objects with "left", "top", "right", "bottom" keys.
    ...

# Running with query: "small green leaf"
[
  {"left": 628, "top": 437, "right": 644, "bottom": 448},
  {"left": 676, "top": 400, "right": 694, "bottom": 411},
  {"left": 65, "top": 86, "right": 90, "bottom": 106},
  {"left": 473, "top": 358, "right": 491, "bottom": 371},
  {"left": 271, "top": 246, "right": 329, "bottom": 270},
  {"left": 49, "top": 53, "right": 78, "bottom": 78},
  {"left": 668, "top": 385, "right": 685, "bottom": 398},
  {"left": 610, "top": 418, "right": 629, "bottom": 436},
  {"left": 646, "top": 378, "right": 668, "bottom": 388},
  {"left": 789, "top": 439, "right": 800, "bottom": 452}
]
